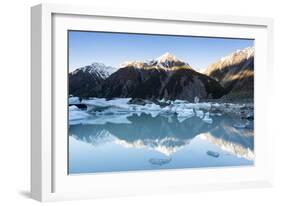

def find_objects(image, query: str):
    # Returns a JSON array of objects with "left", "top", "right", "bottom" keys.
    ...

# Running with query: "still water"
[{"left": 68, "top": 112, "right": 254, "bottom": 174}]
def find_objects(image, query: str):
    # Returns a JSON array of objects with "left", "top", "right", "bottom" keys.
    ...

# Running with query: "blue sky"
[{"left": 68, "top": 31, "right": 254, "bottom": 72}]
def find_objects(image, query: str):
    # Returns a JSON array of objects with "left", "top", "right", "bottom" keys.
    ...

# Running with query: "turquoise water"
[{"left": 68, "top": 112, "right": 254, "bottom": 174}]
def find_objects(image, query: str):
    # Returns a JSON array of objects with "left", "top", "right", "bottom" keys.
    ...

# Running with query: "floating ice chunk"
[
  {"left": 202, "top": 112, "right": 213, "bottom": 124},
  {"left": 173, "top": 99, "right": 187, "bottom": 104},
  {"left": 82, "top": 98, "right": 131, "bottom": 108},
  {"left": 149, "top": 157, "right": 172, "bottom": 166},
  {"left": 150, "top": 111, "right": 161, "bottom": 118},
  {"left": 69, "top": 97, "right": 80, "bottom": 104},
  {"left": 69, "top": 105, "right": 79, "bottom": 111},
  {"left": 209, "top": 112, "right": 222, "bottom": 117},
  {"left": 177, "top": 108, "right": 194, "bottom": 122},
  {"left": 161, "top": 105, "right": 172, "bottom": 113},
  {"left": 195, "top": 110, "right": 204, "bottom": 119},
  {"left": 206, "top": 150, "right": 220, "bottom": 158},
  {"left": 183, "top": 102, "right": 212, "bottom": 110},
  {"left": 69, "top": 98, "right": 237, "bottom": 126},
  {"left": 69, "top": 108, "right": 91, "bottom": 123},
  {"left": 143, "top": 103, "right": 161, "bottom": 111}
]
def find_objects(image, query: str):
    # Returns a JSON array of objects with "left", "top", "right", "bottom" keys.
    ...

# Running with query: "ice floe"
[{"left": 69, "top": 97, "right": 253, "bottom": 125}]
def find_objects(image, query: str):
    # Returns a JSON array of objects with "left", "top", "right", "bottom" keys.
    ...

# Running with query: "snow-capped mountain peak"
[
  {"left": 155, "top": 52, "right": 181, "bottom": 63},
  {"left": 120, "top": 52, "right": 191, "bottom": 70},
  {"left": 120, "top": 61, "right": 149, "bottom": 69},
  {"left": 205, "top": 46, "right": 254, "bottom": 75},
  {"left": 152, "top": 52, "right": 190, "bottom": 69},
  {"left": 72, "top": 62, "right": 116, "bottom": 79},
  {"left": 219, "top": 47, "right": 254, "bottom": 64}
]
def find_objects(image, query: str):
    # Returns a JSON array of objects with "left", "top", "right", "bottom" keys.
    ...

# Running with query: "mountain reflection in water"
[{"left": 69, "top": 113, "right": 254, "bottom": 174}]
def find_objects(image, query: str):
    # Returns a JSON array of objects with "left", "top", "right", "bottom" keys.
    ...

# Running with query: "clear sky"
[{"left": 68, "top": 31, "right": 254, "bottom": 72}]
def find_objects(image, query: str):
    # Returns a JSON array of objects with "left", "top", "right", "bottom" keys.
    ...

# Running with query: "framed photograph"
[{"left": 31, "top": 3, "right": 274, "bottom": 201}]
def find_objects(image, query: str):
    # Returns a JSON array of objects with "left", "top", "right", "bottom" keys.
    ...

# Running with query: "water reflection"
[{"left": 69, "top": 113, "right": 254, "bottom": 173}]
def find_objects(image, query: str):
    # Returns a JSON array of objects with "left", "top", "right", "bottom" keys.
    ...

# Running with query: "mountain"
[
  {"left": 204, "top": 47, "right": 254, "bottom": 101},
  {"left": 69, "top": 63, "right": 115, "bottom": 97},
  {"left": 102, "top": 53, "right": 225, "bottom": 101},
  {"left": 120, "top": 52, "right": 192, "bottom": 70}
]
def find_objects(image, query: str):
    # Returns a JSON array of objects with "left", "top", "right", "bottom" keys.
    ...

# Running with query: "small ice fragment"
[
  {"left": 177, "top": 109, "right": 194, "bottom": 122},
  {"left": 206, "top": 151, "right": 220, "bottom": 158},
  {"left": 202, "top": 112, "right": 213, "bottom": 124},
  {"left": 150, "top": 111, "right": 161, "bottom": 118},
  {"left": 69, "top": 109, "right": 91, "bottom": 122},
  {"left": 177, "top": 108, "right": 194, "bottom": 118},
  {"left": 69, "top": 97, "right": 81, "bottom": 104},
  {"left": 194, "top": 96, "right": 199, "bottom": 103},
  {"left": 69, "top": 105, "right": 79, "bottom": 111},
  {"left": 174, "top": 99, "right": 186, "bottom": 104},
  {"left": 149, "top": 157, "right": 172, "bottom": 166}
]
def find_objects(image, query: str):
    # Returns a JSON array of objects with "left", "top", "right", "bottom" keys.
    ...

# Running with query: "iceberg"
[
  {"left": 206, "top": 150, "right": 220, "bottom": 158},
  {"left": 149, "top": 157, "right": 172, "bottom": 166},
  {"left": 69, "top": 106, "right": 91, "bottom": 124},
  {"left": 69, "top": 97, "right": 253, "bottom": 126},
  {"left": 195, "top": 110, "right": 204, "bottom": 119},
  {"left": 177, "top": 108, "right": 194, "bottom": 122},
  {"left": 202, "top": 112, "right": 213, "bottom": 124},
  {"left": 69, "top": 97, "right": 80, "bottom": 104}
]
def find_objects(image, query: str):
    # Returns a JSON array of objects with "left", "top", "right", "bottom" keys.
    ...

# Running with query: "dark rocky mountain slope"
[
  {"left": 101, "top": 53, "right": 225, "bottom": 101},
  {"left": 69, "top": 63, "right": 115, "bottom": 97}
]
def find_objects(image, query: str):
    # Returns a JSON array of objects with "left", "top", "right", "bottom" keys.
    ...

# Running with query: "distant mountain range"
[{"left": 69, "top": 48, "right": 254, "bottom": 101}]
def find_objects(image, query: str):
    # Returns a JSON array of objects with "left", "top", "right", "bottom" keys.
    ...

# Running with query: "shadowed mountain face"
[
  {"left": 100, "top": 53, "right": 225, "bottom": 100},
  {"left": 69, "top": 63, "right": 115, "bottom": 97},
  {"left": 204, "top": 47, "right": 254, "bottom": 101},
  {"left": 102, "top": 67, "right": 225, "bottom": 101}
]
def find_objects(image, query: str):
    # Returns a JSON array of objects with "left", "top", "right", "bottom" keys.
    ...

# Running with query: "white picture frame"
[{"left": 31, "top": 3, "right": 274, "bottom": 202}]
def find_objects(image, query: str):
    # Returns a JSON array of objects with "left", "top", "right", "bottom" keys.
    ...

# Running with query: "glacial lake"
[{"left": 68, "top": 98, "right": 254, "bottom": 174}]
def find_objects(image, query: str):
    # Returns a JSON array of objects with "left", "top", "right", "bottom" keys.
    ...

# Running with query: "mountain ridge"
[
  {"left": 101, "top": 53, "right": 225, "bottom": 100},
  {"left": 120, "top": 52, "right": 192, "bottom": 70},
  {"left": 68, "top": 49, "right": 254, "bottom": 101},
  {"left": 204, "top": 47, "right": 254, "bottom": 100}
]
